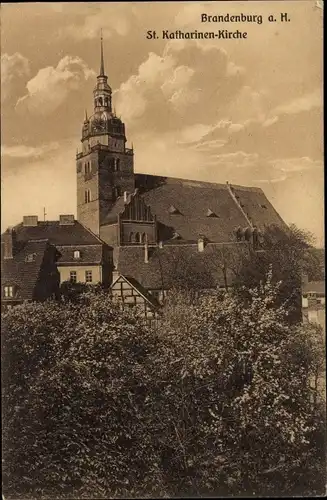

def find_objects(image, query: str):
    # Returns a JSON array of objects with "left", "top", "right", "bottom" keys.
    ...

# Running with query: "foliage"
[
  {"left": 153, "top": 273, "right": 326, "bottom": 496},
  {"left": 233, "top": 224, "right": 323, "bottom": 324},
  {"left": 2, "top": 291, "right": 163, "bottom": 499},
  {"left": 2, "top": 275, "right": 326, "bottom": 498}
]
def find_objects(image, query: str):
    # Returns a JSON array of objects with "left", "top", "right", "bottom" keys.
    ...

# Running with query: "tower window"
[
  {"left": 98, "top": 97, "right": 103, "bottom": 106},
  {"left": 85, "top": 270, "right": 93, "bottom": 283},
  {"left": 85, "top": 162, "right": 91, "bottom": 175},
  {"left": 85, "top": 189, "right": 91, "bottom": 203},
  {"left": 114, "top": 158, "right": 120, "bottom": 172},
  {"left": 70, "top": 271, "right": 77, "bottom": 283}
]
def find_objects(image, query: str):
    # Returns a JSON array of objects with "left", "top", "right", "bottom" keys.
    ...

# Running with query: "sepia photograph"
[{"left": 1, "top": 1, "right": 325, "bottom": 498}]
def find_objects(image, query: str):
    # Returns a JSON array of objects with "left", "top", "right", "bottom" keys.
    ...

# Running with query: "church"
[{"left": 2, "top": 37, "right": 287, "bottom": 316}]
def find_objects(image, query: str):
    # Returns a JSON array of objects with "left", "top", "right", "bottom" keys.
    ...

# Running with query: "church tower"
[{"left": 76, "top": 34, "right": 135, "bottom": 236}]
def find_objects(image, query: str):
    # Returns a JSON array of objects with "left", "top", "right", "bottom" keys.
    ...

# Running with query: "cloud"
[
  {"left": 1, "top": 142, "right": 60, "bottom": 159},
  {"left": 272, "top": 89, "right": 322, "bottom": 116},
  {"left": 1, "top": 52, "right": 30, "bottom": 101},
  {"left": 61, "top": 4, "right": 131, "bottom": 40},
  {"left": 268, "top": 156, "right": 323, "bottom": 174},
  {"left": 115, "top": 42, "right": 245, "bottom": 133},
  {"left": 16, "top": 56, "right": 95, "bottom": 115}
]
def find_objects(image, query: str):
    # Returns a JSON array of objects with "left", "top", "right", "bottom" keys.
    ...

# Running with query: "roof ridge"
[{"left": 136, "top": 173, "right": 263, "bottom": 192}]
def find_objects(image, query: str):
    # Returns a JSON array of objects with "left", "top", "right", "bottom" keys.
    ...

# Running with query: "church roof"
[{"left": 135, "top": 176, "right": 286, "bottom": 243}]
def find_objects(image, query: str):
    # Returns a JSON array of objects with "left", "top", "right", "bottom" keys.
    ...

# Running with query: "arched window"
[
  {"left": 135, "top": 232, "right": 140, "bottom": 243},
  {"left": 129, "top": 232, "right": 135, "bottom": 243},
  {"left": 141, "top": 233, "right": 147, "bottom": 243},
  {"left": 84, "top": 189, "right": 91, "bottom": 203},
  {"left": 98, "top": 97, "right": 103, "bottom": 106}
]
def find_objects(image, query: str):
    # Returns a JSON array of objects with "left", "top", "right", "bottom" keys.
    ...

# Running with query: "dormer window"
[
  {"left": 25, "top": 253, "right": 36, "bottom": 262},
  {"left": 172, "top": 231, "right": 181, "bottom": 240},
  {"left": 168, "top": 205, "right": 181, "bottom": 215},
  {"left": 74, "top": 250, "right": 81, "bottom": 260},
  {"left": 4, "top": 285, "right": 14, "bottom": 298},
  {"left": 207, "top": 209, "right": 218, "bottom": 217},
  {"left": 260, "top": 204, "right": 267, "bottom": 209}
]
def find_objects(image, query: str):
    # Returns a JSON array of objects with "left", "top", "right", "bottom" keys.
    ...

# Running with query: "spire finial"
[
  {"left": 84, "top": 109, "right": 88, "bottom": 121},
  {"left": 99, "top": 29, "right": 105, "bottom": 76}
]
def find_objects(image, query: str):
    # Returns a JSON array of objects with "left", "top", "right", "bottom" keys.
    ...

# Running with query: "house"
[
  {"left": 110, "top": 274, "right": 160, "bottom": 326},
  {"left": 302, "top": 279, "right": 325, "bottom": 332},
  {"left": 1, "top": 228, "right": 60, "bottom": 311},
  {"left": 1, "top": 215, "right": 113, "bottom": 303}
]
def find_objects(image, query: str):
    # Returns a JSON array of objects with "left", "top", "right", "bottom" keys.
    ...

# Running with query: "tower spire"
[{"left": 99, "top": 29, "right": 105, "bottom": 76}]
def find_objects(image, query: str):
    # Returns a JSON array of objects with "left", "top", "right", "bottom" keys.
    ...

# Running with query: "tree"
[
  {"left": 2, "top": 277, "right": 325, "bottom": 498},
  {"left": 151, "top": 272, "right": 326, "bottom": 497},
  {"left": 233, "top": 224, "right": 322, "bottom": 324},
  {"left": 2, "top": 291, "right": 163, "bottom": 499}
]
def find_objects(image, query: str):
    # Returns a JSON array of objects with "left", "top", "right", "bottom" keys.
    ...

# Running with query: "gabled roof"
[
  {"left": 6, "top": 220, "right": 104, "bottom": 246},
  {"left": 1, "top": 239, "right": 50, "bottom": 300},
  {"left": 132, "top": 175, "right": 287, "bottom": 243},
  {"left": 111, "top": 274, "right": 160, "bottom": 309}
]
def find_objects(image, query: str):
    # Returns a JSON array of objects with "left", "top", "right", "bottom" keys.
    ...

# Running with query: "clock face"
[{"left": 92, "top": 118, "right": 105, "bottom": 131}]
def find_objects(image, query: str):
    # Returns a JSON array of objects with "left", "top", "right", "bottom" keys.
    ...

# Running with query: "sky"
[{"left": 1, "top": 1, "right": 324, "bottom": 246}]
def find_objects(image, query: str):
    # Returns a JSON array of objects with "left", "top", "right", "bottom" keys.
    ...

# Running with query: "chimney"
[
  {"left": 23, "top": 215, "right": 38, "bottom": 227},
  {"left": 59, "top": 214, "right": 75, "bottom": 225},
  {"left": 124, "top": 191, "right": 128, "bottom": 203},
  {"left": 198, "top": 236, "right": 205, "bottom": 252},
  {"left": 144, "top": 241, "right": 149, "bottom": 263},
  {"left": 3, "top": 227, "right": 16, "bottom": 259}
]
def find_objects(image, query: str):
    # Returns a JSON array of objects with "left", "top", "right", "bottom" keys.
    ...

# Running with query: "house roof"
[
  {"left": 302, "top": 281, "right": 325, "bottom": 295},
  {"left": 7, "top": 220, "right": 104, "bottom": 246},
  {"left": 115, "top": 242, "right": 247, "bottom": 290},
  {"left": 1, "top": 239, "right": 50, "bottom": 300},
  {"left": 55, "top": 245, "right": 103, "bottom": 265},
  {"left": 105, "top": 175, "right": 287, "bottom": 243},
  {"left": 112, "top": 274, "right": 160, "bottom": 309}
]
